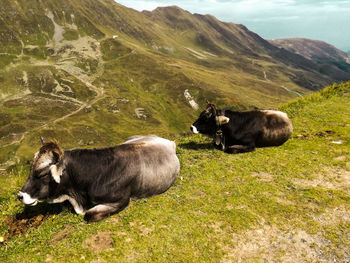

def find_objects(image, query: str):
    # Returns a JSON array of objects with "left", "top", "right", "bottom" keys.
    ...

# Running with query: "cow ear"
[
  {"left": 52, "top": 151, "right": 59, "bottom": 163},
  {"left": 50, "top": 165, "right": 62, "bottom": 184},
  {"left": 216, "top": 116, "right": 230, "bottom": 125},
  {"left": 52, "top": 149, "right": 63, "bottom": 164}
]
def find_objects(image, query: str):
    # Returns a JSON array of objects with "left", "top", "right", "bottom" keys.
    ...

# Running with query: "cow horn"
[
  {"left": 40, "top": 137, "right": 45, "bottom": 145},
  {"left": 216, "top": 116, "right": 230, "bottom": 126},
  {"left": 206, "top": 103, "right": 217, "bottom": 115}
]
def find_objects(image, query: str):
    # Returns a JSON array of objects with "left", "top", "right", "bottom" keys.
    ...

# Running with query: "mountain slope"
[
  {"left": 0, "top": 0, "right": 349, "bottom": 167},
  {"left": 270, "top": 38, "right": 350, "bottom": 75}
]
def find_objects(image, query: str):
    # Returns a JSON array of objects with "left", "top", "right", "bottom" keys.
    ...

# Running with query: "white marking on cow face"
[
  {"left": 49, "top": 195, "right": 85, "bottom": 215},
  {"left": 191, "top": 125, "right": 199, "bottom": 134},
  {"left": 36, "top": 153, "right": 53, "bottom": 170},
  {"left": 18, "top": 191, "right": 39, "bottom": 206}
]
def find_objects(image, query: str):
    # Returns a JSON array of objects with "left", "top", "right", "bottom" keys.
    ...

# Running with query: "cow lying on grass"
[
  {"left": 191, "top": 103, "right": 293, "bottom": 153},
  {"left": 18, "top": 135, "right": 180, "bottom": 222}
]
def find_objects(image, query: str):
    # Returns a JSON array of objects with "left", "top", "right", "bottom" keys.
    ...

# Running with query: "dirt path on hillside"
[{"left": 256, "top": 61, "right": 303, "bottom": 98}]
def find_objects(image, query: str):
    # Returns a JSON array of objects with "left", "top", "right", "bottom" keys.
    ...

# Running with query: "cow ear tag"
[{"left": 215, "top": 131, "right": 222, "bottom": 145}]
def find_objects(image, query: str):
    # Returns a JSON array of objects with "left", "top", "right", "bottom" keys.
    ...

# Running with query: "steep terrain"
[
  {"left": 1, "top": 82, "right": 349, "bottom": 262},
  {"left": 270, "top": 38, "right": 350, "bottom": 76},
  {"left": 0, "top": 0, "right": 349, "bottom": 167}
]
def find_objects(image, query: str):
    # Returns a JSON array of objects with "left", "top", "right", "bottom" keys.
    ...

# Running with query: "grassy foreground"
[{"left": 0, "top": 82, "right": 350, "bottom": 262}]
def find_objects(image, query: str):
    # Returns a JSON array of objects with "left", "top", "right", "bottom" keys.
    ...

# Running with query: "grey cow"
[{"left": 18, "top": 135, "right": 180, "bottom": 222}]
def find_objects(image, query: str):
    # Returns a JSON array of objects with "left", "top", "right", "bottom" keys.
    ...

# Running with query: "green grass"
[
  {"left": 1, "top": 82, "right": 349, "bottom": 262},
  {"left": 0, "top": 1, "right": 349, "bottom": 260}
]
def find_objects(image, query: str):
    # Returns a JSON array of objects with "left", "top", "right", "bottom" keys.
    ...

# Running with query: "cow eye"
[
  {"left": 35, "top": 168, "right": 50, "bottom": 178},
  {"left": 201, "top": 113, "right": 211, "bottom": 119}
]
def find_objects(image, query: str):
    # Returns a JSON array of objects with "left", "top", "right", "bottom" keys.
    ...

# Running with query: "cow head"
[
  {"left": 191, "top": 103, "right": 230, "bottom": 137},
  {"left": 18, "top": 139, "right": 64, "bottom": 206}
]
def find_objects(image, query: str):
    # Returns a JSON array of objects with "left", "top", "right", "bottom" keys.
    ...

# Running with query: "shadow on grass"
[
  {"left": 15, "top": 203, "right": 63, "bottom": 220},
  {"left": 178, "top": 142, "right": 214, "bottom": 150}
]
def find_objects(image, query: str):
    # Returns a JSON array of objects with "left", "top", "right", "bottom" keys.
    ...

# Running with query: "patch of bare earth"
[
  {"left": 3, "top": 213, "right": 47, "bottom": 242},
  {"left": 251, "top": 172, "right": 294, "bottom": 205},
  {"left": 90, "top": 258, "right": 107, "bottom": 263},
  {"left": 220, "top": 169, "right": 350, "bottom": 262},
  {"left": 221, "top": 226, "right": 333, "bottom": 263},
  {"left": 334, "top": 155, "right": 347, "bottom": 161},
  {"left": 251, "top": 172, "right": 275, "bottom": 183},
  {"left": 47, "top": 225, "right": 73, "bottom": 245},
  {"left": 292, "top": 167, "right": 350, "bottom": 194},
  {"left": 83, "top": 231, "right": 114, "bottom": 254},
  {"left": 313, "top": 205, "right": 350, "bottom": 224}
]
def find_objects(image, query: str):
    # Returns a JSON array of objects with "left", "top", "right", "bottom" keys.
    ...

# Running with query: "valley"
[{"left": 0, "top": 0, "right": 349, "bottom": 168}]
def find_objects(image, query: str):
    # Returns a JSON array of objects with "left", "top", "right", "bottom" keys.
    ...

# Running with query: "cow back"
[{"left": 121, "top": 135, "right": 180, "bottom": 198}]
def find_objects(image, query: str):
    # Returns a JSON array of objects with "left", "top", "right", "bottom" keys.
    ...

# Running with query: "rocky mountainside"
[
  {"left": 270, "top": 38, "right": 350, "bottom": 76},
  {"left": 0, "top": 0, "right": 349, "bottom": 167}
]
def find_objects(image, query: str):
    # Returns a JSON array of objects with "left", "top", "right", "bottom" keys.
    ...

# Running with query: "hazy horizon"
[{"left": 116, "top": 0, "right": 350, "bottom": 53}]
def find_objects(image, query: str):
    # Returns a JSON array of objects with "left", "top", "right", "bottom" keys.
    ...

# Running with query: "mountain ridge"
[
  {"left": 270, "top": 38, "right": 350, "bottom": 75},
  {"left": 0, "top": 0, "right": 349, "bottom": 167}
]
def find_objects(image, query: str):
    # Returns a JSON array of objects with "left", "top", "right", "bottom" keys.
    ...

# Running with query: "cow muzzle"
[
  {"left": 190, "top": 125, "right": 199, "bottom": 134},
  {"left": 17, "top": 191, "right": 39, "bottom": 206}
]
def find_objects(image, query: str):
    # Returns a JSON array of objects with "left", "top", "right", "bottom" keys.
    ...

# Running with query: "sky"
[{"left": 116, "top": 0, "right": 350, "bottom": 52}]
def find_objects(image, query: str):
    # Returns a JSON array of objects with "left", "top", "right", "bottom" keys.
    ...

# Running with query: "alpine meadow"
[{"left": 0, "top": 0, "right": 350, "bottom": 262}]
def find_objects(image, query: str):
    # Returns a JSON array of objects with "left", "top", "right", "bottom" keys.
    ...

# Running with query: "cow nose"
[
  {"left": 190, "top": 125, "right": 199, "bottom": 134},
  {"left": 17, "top": 192, "right": 23, "bottom": 201}
]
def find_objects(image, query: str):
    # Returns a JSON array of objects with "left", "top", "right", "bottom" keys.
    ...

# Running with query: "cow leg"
[
  {"left": 224, "top": 144, "right": 256, "bottom": 154},
  {"left": 84, "top": 197, "right": 130, "bottom": 222}
]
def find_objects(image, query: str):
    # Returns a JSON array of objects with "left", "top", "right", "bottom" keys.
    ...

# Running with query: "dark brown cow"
[{"left": 191, "top": 103, "right": 293, "bottom": 153}]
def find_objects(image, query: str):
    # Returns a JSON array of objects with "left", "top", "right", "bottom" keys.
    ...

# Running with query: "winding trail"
[
  {"left": 281, "top": 85, "right": 303, "bottom": 97},
  {"left": 261, "top": 65, "right": 303, "bottom": 98},
  {"left": 1, "top": 36, "right": 137, "bottom": 154}
]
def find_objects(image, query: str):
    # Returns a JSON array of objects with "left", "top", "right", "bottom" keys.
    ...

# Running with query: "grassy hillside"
[
  {"left": 1, "top": 82, "right": 349, "bottom": 262},
  {"left": 2, "top": 0, "right": 350, "bottom": 169}
]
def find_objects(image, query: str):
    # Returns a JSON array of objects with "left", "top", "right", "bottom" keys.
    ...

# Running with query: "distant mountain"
[
  {"left": 270, "top": 38, "right": 350, "bottom": 75},
  {"left": 0, "top": 0, "right": 350, "bottom": 167},
  {"left": 143, "top": 6, "right": 350, "bottom": 87}
]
